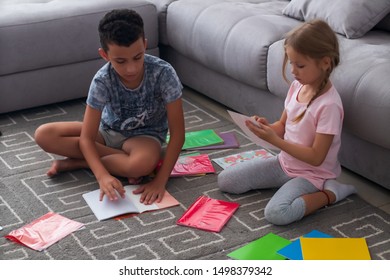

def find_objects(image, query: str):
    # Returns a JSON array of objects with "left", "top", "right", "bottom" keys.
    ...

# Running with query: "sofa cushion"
[
  {"left": 283, "top": 0, "right": 390, "bottom": 39},
  {"left": 0, "top": 0, "right": 158, "bottom": 76},
  {"left": 166, "top": 0, "right": 297, "bottom": 91}
]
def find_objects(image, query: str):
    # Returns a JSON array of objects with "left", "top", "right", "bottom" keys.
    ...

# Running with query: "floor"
[{"left": 183, "top": 87, "right": 390, "bottom": 215}]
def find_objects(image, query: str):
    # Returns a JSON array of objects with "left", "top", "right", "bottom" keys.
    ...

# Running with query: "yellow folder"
[{"left": 300, "top": 237, "right": 371, "bottom": 260}]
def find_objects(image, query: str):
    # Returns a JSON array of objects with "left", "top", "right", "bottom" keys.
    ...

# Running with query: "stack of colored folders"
[
  {"left": 165, "top": 129, "right": 240, "bottom": 177},
  {"left": 228, "top": 230, "right": 371, "bottom": 260},
  {"left": 167, "top": 129, "right": 239, "bottom": 150}
]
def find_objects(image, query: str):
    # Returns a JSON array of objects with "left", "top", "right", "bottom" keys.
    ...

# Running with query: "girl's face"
[
  {"left": 99, "top": 37, "right": 147, "bottom": 89},
  {"left": 285, "top": 46, "right": 328, "bottom": 87}
]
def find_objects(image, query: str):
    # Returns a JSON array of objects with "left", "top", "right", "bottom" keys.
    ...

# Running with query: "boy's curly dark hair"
[{"left": 98, "top": 9, "right": 144, "bottom": 52}]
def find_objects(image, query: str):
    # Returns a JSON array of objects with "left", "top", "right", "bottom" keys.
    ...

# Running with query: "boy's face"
[{"left": 99, "top": 37, "right": 147, "bottom": 89}]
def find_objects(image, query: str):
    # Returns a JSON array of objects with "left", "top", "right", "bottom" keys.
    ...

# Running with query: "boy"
[{"left": 35, "top": 9, "right": 185, "bottom": 205}]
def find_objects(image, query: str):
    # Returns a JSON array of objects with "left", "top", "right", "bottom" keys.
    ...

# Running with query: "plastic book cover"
[
  {"left": 300, "top": 237, "right": 371, "bottom": 260},
  {"left": 187, "top": 131, "right": 239, "bottom": 150},
  {"left": 277, "top": 230, "right": 333, "bottom": 260},
  {"left": 5, "top": 212, "right": 84, "bottom": 251},
  {"left": 212, "top": 149, "right": 274, "bottom": 169},
  {"left": 167, "top": 129, "right": 224, "bottom": 150},
  {"left": 228, "top": 232, "right": 291, "bottom": 260},
  {"left": 227, "top": 110, "right": 280, "bottom": 151},
  {"left": 177, "top": 195, "right": 239, "bottom": 232},
  {"left": 83, "top": 185, "right": 179, "bottom": 221},
  {"left": 171, "top": 154, "right": 215, "bottom": 177}
]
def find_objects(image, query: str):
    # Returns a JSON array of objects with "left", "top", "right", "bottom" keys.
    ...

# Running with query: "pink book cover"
[
  {"left": 177, "top": 196, "right": 240, "bottom": 232},
  {"left": 171, "top": 154, "right": 215, "bottom": 177},
  {"left": 5, "top": 212, "right": 84, "bottom": 251}
]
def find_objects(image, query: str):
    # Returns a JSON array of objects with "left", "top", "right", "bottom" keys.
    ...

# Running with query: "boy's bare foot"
[
  {"left": 46, "top": 158, "right": 88, "bottom": 177},
  {"left": 128, "top": 177, "right": 143, "bottom": 185}
]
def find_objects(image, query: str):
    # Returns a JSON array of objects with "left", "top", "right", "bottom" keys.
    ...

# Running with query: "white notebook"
[
  {"left": 82, "top": 185, "right": 178, "bottom": 221},
  {"left": 227, "top": 110, "right": 280, "bottom": 151}
]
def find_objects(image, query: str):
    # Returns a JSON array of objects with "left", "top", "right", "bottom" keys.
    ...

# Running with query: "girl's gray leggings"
[{"left": 217, "top": 156, "right": 319, "bottom": 225}]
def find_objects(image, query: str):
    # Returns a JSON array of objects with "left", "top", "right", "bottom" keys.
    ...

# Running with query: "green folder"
[
  {"left": 228, "top": 233, "right": 291, "bottom": 260},
  {"left": 168, "top": 129, "right": 224, "bottom": 150}
]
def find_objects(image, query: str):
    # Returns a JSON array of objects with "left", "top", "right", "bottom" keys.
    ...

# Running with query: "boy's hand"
[
  {"left": 98, "top": 174, "right": 126, "bottom": 201},
  {"left": 133, "top": 181, "right": 166, "bottom": 205}
]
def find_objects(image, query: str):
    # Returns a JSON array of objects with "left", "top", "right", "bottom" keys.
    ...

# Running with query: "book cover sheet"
[
  {"left": 177, "top": 195, "right": 239, "bottom": 232},
  {"left": 168, "top": 129, "right": 224, "bottom": 150},
  {"left": 5, "top": 212, "right": 84, "bottom": 251},
  {"left": 212, "top": 149, "right": 273, "bottom": 170},
  {"left": 171, "top": 154, "right": 215, "bottom": 176},
  {"left": 228, "top": 232, "right": 291, "bottom": 260},
  {"left": 187, "top": 131, "right": 239, "bottom": 150},
  {"left": 277, "top": 230, "right": 332, "bottom": 260},
  {"left": 300, "top": 237, "right": 371, "bottom": 260}
]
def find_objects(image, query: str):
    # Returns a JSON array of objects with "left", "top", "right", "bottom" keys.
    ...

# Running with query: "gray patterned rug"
[{"left": 0, "top": 96, "right": 389, "bottom": 260}]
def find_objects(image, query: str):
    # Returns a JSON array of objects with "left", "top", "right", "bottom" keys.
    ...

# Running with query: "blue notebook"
[{"left": 277, "top": 230, "right": 332, "bottom": 260}]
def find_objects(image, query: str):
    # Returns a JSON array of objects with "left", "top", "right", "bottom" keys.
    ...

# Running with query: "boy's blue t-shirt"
[{"left": 86, "top": 54, "right": 183, "bottom": 143}]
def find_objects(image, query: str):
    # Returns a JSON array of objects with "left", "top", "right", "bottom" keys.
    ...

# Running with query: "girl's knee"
[
  {"left": 264, "top": 204, "right": 295, "bottom": 226},
  {"left": 217, "top": 171, "right": 237, "bottom": 193}
]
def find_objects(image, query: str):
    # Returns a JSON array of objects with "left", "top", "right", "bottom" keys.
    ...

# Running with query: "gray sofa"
[
  {"left": 1, "top": 0, "right": 390, "bottom": 190},
  {"left": 152, "top": 0, "right": 390, "bottom": 189},
  {"left": 0, "top": 0, "right": 159, "bottom": 113}
]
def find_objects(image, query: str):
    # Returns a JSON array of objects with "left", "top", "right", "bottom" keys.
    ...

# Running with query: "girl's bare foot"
[{"left": 46, "top": 158, "right": 88, "bottom": 177}]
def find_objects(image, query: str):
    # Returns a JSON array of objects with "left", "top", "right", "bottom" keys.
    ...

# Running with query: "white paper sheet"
[{"left": 227, "top": 110, "right": 280, "bottom": 151}]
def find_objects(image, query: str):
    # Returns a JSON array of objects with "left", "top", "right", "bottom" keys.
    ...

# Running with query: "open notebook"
[{"left": 83, "top": 185, "right": 179, "bottom": 221}]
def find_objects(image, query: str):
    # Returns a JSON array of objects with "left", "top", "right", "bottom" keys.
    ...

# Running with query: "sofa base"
[
  {"left": 0, "top": 47, "right": 159, "bottom": 114},
  {"left": 340, "top": 131, "right": 390, "bottom": 189},
  {"left": 0, "top": 59, "right": 104, "bottom": 113}
]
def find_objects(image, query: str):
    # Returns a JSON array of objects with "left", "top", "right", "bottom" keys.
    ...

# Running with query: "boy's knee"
[
  {"left": 125, "top": 157, "right": 158, "bottom": 177},
  {"left": 34, "top": 124, "right": 50, "bottom": 144}
]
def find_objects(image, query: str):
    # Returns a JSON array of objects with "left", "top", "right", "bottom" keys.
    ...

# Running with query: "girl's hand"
[
  {"left": 98, "top": 174, "right": 126, "bottom": 201},
  {"left": 133, "top": 181, "right": 166, "bottom": 205},
  {"left": 246, "top": 119, "right": 278, "bottom": 144},
  {"left": 252, "top": 115, "right": 270, "bottom": 126}
]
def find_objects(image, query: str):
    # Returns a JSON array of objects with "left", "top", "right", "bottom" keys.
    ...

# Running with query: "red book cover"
[{"left": 177, "top": 196, "right": 239, "bottom": 232}]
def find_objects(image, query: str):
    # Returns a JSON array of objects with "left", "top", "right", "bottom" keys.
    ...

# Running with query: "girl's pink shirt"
[{"left": 278, "top": 80, "right": 344, "bottom": 190}]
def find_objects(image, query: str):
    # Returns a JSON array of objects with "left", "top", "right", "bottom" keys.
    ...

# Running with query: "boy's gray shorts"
[{"left": 99, "top": 127, "right": 161, "bottom": 150}]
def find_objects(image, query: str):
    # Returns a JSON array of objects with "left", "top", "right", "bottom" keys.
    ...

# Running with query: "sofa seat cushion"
[
  {"left": 268, "top": 31, "right": 390, "bottom": 150},
  {"left": 166, "top": 0, "right": 297, "bottom": 91},
  {"left": 0, "top": 0, "right": 158, "bottom": 76}
]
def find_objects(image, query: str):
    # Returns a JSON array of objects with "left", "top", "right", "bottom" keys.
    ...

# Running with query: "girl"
[{"left": 218, "top": 19, "right": 356, "bottom": 225}]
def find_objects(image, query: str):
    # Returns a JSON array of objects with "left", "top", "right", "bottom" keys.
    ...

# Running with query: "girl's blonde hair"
[{"left": 282, "top": 19, "right": 340, "bottom": 122}]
